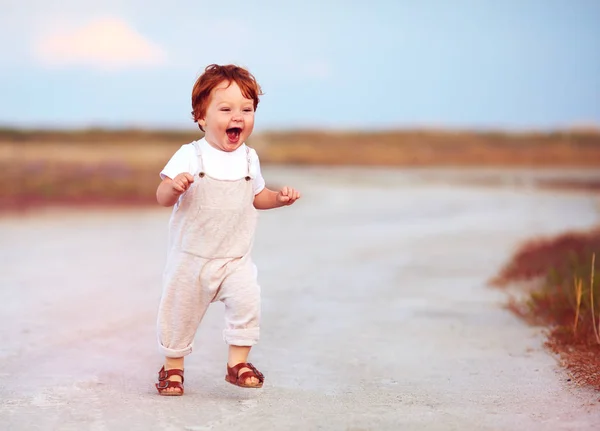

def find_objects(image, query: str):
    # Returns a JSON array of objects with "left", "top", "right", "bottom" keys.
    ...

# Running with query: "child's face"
[{"left": 199, "top": 80, "right": 255, "bottom": 152}]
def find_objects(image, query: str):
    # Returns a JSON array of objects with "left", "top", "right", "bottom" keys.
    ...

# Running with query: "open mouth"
[{"left": 226, "top": 127, "right": 242, "bottom": 143}]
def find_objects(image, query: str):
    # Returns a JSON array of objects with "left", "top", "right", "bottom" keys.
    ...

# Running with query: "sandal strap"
[
  {"left": 156, "top": 380, "right": 184, "bottom": 391},
  {"left": 227, "top": 362, "right": 264, "bottom": 383},
  {"left": 157, "top": 366, "right": 185, "bottom": 383},
  {"left": 227, "top": 362, "right": 246, "bottom": 378},
  {"left": 246, "top": 363, "right": 264, "bottom": 382}
]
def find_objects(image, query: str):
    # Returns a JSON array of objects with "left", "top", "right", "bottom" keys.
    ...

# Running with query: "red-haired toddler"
[{"left": 154, "top": 64, "right": 300, "bottom": 395}]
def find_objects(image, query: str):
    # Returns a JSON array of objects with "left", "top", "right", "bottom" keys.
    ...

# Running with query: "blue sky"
[{"left": 1, "top": 0, "right": 599, "bottom": 131}]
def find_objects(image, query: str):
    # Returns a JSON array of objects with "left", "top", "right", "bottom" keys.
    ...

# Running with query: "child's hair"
[{"left": 191, "top": 64, "right": 263, "bottom": 131}]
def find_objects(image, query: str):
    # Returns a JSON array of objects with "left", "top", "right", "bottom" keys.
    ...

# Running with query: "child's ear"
[{"left": 198, "top": 118, "right": 207, "bottom": 129}]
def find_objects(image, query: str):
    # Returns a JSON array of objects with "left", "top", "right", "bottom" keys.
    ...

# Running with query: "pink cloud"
[{"left": 33, "top": 17, "right": 166, "bottom": 70}]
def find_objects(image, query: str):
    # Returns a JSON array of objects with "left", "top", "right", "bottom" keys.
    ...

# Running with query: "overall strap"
[
  {"left": 245, "top": 146, "right": 252, "bottom": 181},
  {"left": 193, "top": 141, "right": 205, "bottom": 177}
]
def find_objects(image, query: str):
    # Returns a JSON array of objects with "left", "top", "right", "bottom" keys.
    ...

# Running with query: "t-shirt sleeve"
[
  {"left": 160, "top": 145, "right": 194, "bottom": 180},
  {"left": 250, "top": 149, "right": 266, "bottom": 195}
]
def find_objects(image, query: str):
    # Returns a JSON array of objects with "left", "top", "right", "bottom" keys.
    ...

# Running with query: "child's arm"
[
  {"left": 156, "top": 173, "right": 195, "bottom": 207},
  {"left": 253, "top": 186, "right": 301, "bottom": 210}
]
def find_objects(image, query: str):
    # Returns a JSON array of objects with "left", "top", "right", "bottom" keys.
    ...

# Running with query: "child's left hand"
[{"left": 276, "top": 186, "right": 301, "bottom": 206}]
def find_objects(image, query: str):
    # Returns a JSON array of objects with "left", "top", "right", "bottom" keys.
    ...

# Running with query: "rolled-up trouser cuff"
[
  {"left": 158, "top": 342, "right": 194, "bottom": 358},
  {"left": 223, "top": 327, "right": 260, "bottom": 346}
]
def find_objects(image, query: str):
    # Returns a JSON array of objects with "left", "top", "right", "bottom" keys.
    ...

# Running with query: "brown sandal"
[
  {"left": 225, "top": 362, "right": 264, "bottom": 388},
  {"left": 156, "top": 366, "right": 184, "bottom": 396}
]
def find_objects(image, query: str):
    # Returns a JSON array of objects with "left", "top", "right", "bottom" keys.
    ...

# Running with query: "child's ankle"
[{"left": 165, "top": 357, "right": 184, "bottom": 370}]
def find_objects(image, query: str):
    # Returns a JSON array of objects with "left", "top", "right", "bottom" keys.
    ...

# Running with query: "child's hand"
[
  {"left": 171, "top": 173, "right": 194, "bottom": 194},
  {"left": 276, "top": 186, "right": 301, "bottom": 206}
]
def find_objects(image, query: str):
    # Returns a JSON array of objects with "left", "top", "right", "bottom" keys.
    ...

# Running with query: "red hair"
[{"left": 191, "top": 64, "right": 263, "bottom": 131}]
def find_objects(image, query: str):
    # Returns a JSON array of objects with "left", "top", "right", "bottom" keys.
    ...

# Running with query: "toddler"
[{"left": 155, "top": 64, "right": 300, "bottom": 395}]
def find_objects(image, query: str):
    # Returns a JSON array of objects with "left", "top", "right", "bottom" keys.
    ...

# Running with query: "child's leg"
[
  {"left": 218, "top": 260, "right": 262, "bottom": 387},
  {"left": 157, "top": 253, "right": 215, "bottom": 356},
  {"left": 156, "top": 253, "right": 215, "bottom": 394}
]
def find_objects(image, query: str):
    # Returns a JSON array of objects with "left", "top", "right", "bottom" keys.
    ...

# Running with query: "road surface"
[{"left": 1, "top": 167, "right": 600, "bottom": 430}]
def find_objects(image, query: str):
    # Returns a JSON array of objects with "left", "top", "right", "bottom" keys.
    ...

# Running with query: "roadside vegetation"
[{"left": 492, "top": 230, "right": 600, "bottom": 390}]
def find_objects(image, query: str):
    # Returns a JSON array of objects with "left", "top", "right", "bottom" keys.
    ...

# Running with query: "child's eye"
[
  {"left": 243, "top": 108, "right": 253, "bottom": 112},
  {"left": 220, "top": 108, "right": 230, "bottom": 112}
]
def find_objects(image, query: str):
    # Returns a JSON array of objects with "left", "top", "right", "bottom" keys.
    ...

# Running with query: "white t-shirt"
[{"left": 160, "top": 138, "right": 266, "bottom": 196}]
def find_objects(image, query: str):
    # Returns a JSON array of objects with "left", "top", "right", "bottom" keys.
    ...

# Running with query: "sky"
[{"left": 1, "top": 0, "right": 599, "bottom": 131}]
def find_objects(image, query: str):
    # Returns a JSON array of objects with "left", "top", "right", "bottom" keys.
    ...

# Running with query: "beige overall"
[{"left": 157, "top": 142, "right": 260, "bottom": 358}]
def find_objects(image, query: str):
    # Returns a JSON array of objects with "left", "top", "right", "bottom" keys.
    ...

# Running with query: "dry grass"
[
  {"left": 493, "top": 230, "right": 600, "bottom": 390},
  {"left": 1, "top": 127, "right": 600, "bottom": 212},
  {"left": 256, "top": 129, "right": 600, "bottom": 166},
  {"left": 2, "top": 127, "right": 600, "bottom": 166},
  {"left": 0, "top": 131, "right": 185, "bottom": 211}
]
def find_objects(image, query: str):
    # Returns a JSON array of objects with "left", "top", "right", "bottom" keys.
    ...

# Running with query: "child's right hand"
[{"left": 171, "top": 173, "right": 194, "bottom": 194}]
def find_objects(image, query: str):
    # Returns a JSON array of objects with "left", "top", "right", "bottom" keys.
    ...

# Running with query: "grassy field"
[
  {"left": 3, "top": 127, "right": 600, "bottom": 165},
  {"left": 256, "top": 129, "right": 600, "bottom": 166},
  {"left": 1, "top": 127, "right": 600, "bottom": 211}
]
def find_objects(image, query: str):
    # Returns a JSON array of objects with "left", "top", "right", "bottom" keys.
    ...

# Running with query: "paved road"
[{"left": 1, "top": 168, "right": 600, "bottom": 430}]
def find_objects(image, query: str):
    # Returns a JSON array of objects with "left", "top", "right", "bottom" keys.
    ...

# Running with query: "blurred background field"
[{"left": 2, "top": 128, "right": 600, "bottom": 211}]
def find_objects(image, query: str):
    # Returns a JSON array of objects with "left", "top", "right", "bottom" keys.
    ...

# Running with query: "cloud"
[{"left": 33, "top": 17, "right": 166, "bottom": 71}]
